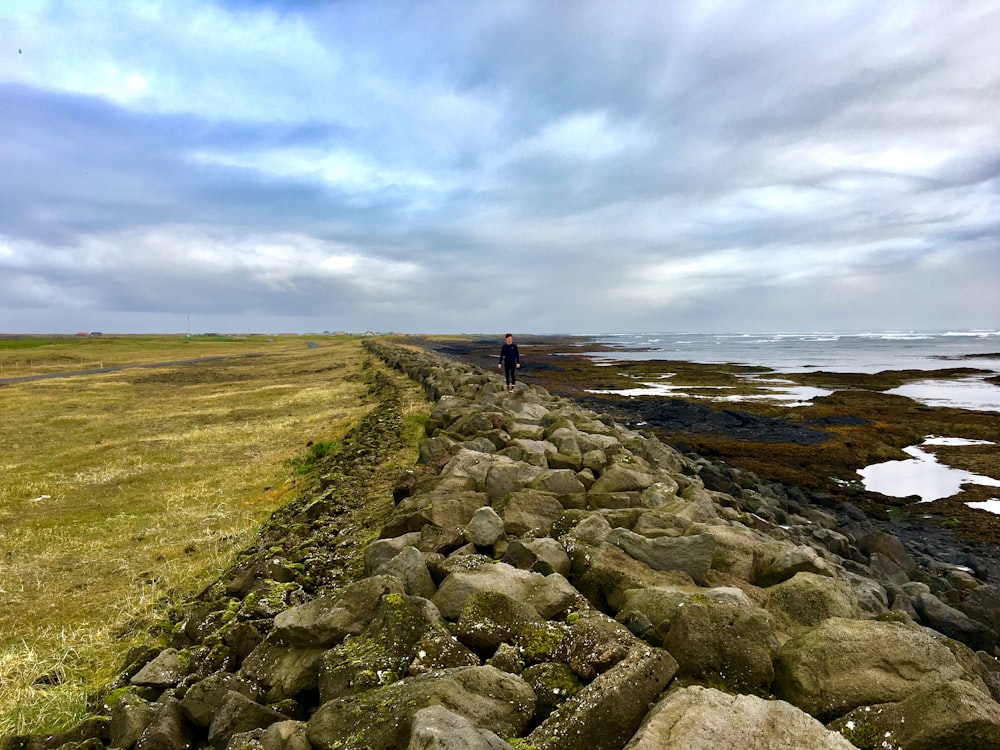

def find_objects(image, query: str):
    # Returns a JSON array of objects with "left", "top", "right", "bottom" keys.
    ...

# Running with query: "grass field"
[{"left": 0, "top": 335, "right": 384, "bottom": 735}]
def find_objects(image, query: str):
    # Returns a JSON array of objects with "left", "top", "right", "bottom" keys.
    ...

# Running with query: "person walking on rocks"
[{"left": 498, "top": 333, "right": 520, "bottom": 392}]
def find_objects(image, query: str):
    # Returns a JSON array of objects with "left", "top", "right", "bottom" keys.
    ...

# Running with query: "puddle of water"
[
  {"left": 858, "top": 437, "right": 1000, "bottom": 502},
  {"left": 887, "top": 377, "right": 1000, "bottom": 412},
  {"left": 586, "top": 374, "right": 832, "bottom": 406},
  {"left": 967, "top": 499, "right": 1000, "bottom": 515}
]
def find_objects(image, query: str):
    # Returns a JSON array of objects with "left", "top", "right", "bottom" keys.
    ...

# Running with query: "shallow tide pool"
[{"left": 858, "top": 437, "right": 1000, "bottom": 508}]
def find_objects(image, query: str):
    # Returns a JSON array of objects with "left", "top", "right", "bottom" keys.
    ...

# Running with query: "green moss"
[{"left": 875, "top": 610, "right": 909, "bottom": 623}]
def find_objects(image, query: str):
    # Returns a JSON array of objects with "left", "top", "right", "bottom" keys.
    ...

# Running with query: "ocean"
[{"left": 575, "top": 330, "right": 1000, "bottom": 413}]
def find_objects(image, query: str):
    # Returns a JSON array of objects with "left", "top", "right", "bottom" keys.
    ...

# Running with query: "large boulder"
[
  {"left": 913, "top": 590, "right": 999, "bottom": 652},
  {"left": 773, "top": 617, "right": 971, "bottom": 721},
  {"left": 383, "top": 491, "right": 489, "bottom": 537},
  {"left": 764, "top": 572, "right": 861, "bottom": 634},
  {"left": 606, "top": 528, "right": 715, "bottom": 585},
  {"left": 624, "top": 686, "right": 856, "bottom": 749},
  {"left": 272, "top": 575, "right": 404, "bottom": 647},
  {"left": 495, "top": 491, "right": 566, "bottom": 536},
  {"left": 318, "top": 593, "right": 477, "bottom": 702},
  {"left": 661, "top": 596, "right": 779, "bottom": 695},
  {"left": 829, "top": 678, "right": 1000, "bottom": 750},
  {"left": 526, "top": 646, "right": 678, "bottom": 750},
  {"left": 433, "top": 562, "right": 579, "bottom": 620},
  {"left": 567, "top": 540, "right": 696, "bottom": 612},
  {"left": 307, "top": 666, "right": 535, "bottom": 750},
  {"left": 406, "top": 705, "right": 515, "bottom": 750}
]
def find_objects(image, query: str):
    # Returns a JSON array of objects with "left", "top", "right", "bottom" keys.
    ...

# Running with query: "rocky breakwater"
[{"left": 16, "top": 342, "right": 1000, "bottom": 750}]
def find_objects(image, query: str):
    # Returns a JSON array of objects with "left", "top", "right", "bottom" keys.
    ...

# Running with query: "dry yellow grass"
[{"left": 0, "top": 335, "right": 376, "bottom": 735}]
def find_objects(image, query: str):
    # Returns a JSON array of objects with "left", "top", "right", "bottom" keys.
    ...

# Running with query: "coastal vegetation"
[{"left": 0, "top": 335, "right": 391, "bottom": 734}]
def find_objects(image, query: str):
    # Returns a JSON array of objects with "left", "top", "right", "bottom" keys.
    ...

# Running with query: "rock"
[
  {"left": 433, "top": 562, "right": 575, "bottom": 620},
  {"left": 406, "top": 705, "right": 515, "bottom": 750},
  {"left": 529, "top": 469, "right": 588, "bottom": 496},
  {"left": 773, "top": 617, "right": 970, "bottom": 721},
  {"left": 465, "top": 506, "right": 505, "bottom": 547},
  {"left": 135, "top": 698, "right": 195, "bottom": 750},
  {"left": 913, "top": 591, "right": 999, "bottom": 652},
  {"left": 758, "top": 545, "right": 838, "bottom": 587},
  {"left": 130, "top": 648, "right": 186, "bottom": 689},
  {"left": 662, "top": 596, "right": 779, "bottom": 694},
  {"left": 307, "top": 666, "right": 535, "bottom": 750},
  {"left": 259, "top": 721, "right": 311, "bottom": 750},
  {"left": 830, "top": 678, "right": 1000, "bottom": 750},
  {"left": 502, "top": 537, "right": 571, "bottom": 576},
  {"left": 858, "top": 531, "right": 918, "bottom": 576},
  {"left": 526, "top": 646, "right": 678, "bottom": 750},
  {"left": 520, "top": 663, "right": 583, "bottom": 723},
  {"left": 454, "top": 590, "right": 552, "bottom": 657},
  {"left": 616, "top": 586, "right": 691, "bottom": 644},
  {"left": 180, "top": 671, "right": 257, "bottom": 727},
  {"left": 624, "top": 685, "right": 856, "bottom": 749},
  {"left": 960, "top": 583, "right": 1000, "bottom": 634},
  {"left": 495, "top": 491, "right": 566, "bottom": 536},
  {"left": 364, "top": 534, "right": 422, "bottom": 575},
  {"left": 207, "top": 691, "right": 288, "bottom": 749},
  {"left": 589, "top": 465, "right": 655, "bottom": 495},
  {"left": 239, "top": 639, "right": 326, "bottom": 703},
  {"left": 110, "top": 694, "right": 159, "bottom": 750},
  {"left": 375, "top": 546, "right": 437, "bottom": 599},
  {"left": 568, "top": 541, "right": 696, "bottom": 612},
  {"left": 560, "top": 610, "right": 635, "bottom": 680},
  {"left": 274, "top": 576, "right": 405, "bottom": 647},
  {"left": 384, "top": 490, "right": 489, "bottom": 537},
  {"left": 317, "top": 593, "right": 473, "bottom": 701},
  {"left": 764, "top": 572, "right": 861, "bottom": 633},
  {"left": 606, "top": 528, "right": 715, "bottom": 585},
  {"left": 484, "top": 460, "right": 545, "bottom": 500}
]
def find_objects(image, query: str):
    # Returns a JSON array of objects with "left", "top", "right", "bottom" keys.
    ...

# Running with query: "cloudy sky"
[{"left": 2, "top": 1, "right": 999, "bottom": 334}]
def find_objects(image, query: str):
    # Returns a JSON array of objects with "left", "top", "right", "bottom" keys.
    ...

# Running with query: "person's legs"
[{"left": 505, "top": 364, "right": 516, "bottom": 390}]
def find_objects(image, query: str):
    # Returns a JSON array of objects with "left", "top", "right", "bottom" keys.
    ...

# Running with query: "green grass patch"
[{"left": 0, "top": 336, "right": 381, "bottom": 735}]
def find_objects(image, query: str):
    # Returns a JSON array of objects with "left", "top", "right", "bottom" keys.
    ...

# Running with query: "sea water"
[
  {"left": 574, "top": 330, "right": 1000, "bottom": 508},
  {"left": 577, "top": 330, "right": 1000, "bottom": 412}
]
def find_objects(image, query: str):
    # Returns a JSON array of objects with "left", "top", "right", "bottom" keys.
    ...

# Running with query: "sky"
[{"left": 2, "top": 1, "right": 999, "bottom": 335}]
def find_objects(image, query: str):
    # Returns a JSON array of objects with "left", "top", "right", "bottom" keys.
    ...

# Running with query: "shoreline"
[{"left": 398, "top": 334, "right": 1000, "bottom": 551}]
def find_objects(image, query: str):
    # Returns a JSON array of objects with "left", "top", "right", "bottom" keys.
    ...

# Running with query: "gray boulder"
[
  {"left": 526, "top": 646, "right": 678, "bottom": 750},
  {"left": 913, "top": 590, "right": 999, "bottom": 652},
  {"left": 433, "top": 562, "right": 577, "bottom": 620},
  {"left": 465, "top": 506, "right": 505, "bottom": 547},
  {"left": 272, "top": 575, "right": 404, "bottom": 647},
  {"left": 110, "top": 694, "right": 159, "bottom": 750},
  {"left": 589, "top": 464, "right": 655, "bottom": 495},
  {"left": 207, "top": 691, "right": 288, "bottom": 749},
  {"left": 130, "top": 648, "right": 186, "bottom": 689},
  {"left": 758, "top": 544, "right": 838, "bottom": 587},
  {"left": 764, "top": 572, "right": 861, "bottom": 634},
  {"left": 407, "top": 705, "right": 515, "bottom": 749},
  {"left": 180, "top": 671, "right": 257, "bottom": 728},
  {"left": 606, "top": 528, "right": 715, "bottom": 585},
  {"left": 830, "top": 678, "right": 1000, "bottom": 750},
  {"left": 376, "top": 546, "right": 437, "bottom": 599},
  {"left": 662, "top": 596, "right": 779, "bottom": 694},
  {"left": 774, "top": 617, "right": 970, "bottom": 720},
  {"left": 308, "top": 666, "right": 535, "bottom": 750},
  {"left": 625, "top": 686, "right": 856, "bottom": 749},
  {"left": 502, "top": 537, "right": 571, "bottom": 576},
  {"left": 495, "top": 491, "right": 566, "bottom": 536}
]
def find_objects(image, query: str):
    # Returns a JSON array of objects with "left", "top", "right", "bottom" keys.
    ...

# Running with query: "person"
[{"left": 497, "top": 333, "right": 520, "bottom": 392}]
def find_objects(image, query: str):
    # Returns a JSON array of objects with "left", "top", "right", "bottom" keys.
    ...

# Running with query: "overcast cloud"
[{"left": 2, "top": 0, "right": 999, "bottom": 334}]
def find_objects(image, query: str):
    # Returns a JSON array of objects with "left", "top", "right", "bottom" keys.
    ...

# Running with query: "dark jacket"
[{"left": 499, "top": 342, "right": 519, "bottom": 368}]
